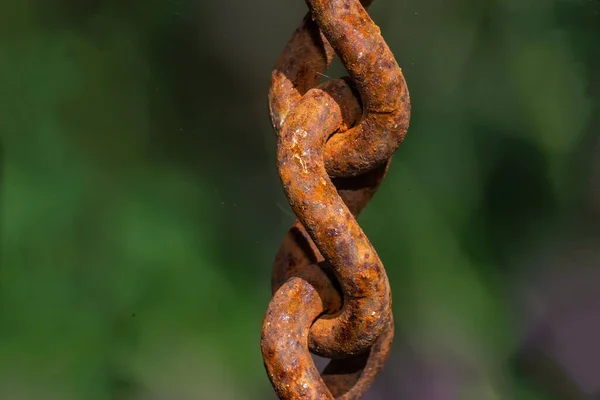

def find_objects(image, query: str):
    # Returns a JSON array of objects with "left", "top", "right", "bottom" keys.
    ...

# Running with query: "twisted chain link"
[{"left": 261, "top": 0, "right": 410, "bottom": 398}]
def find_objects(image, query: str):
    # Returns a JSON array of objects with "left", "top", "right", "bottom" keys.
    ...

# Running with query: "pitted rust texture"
[
  {"left": 269, "top": 0, "right": 409, "bottom": 178},
  {"left": 261, "top": 86, "right": 394, "bottom": 398},
  {"left": 276, "top": 80, "right": 392, "bottom": 358},
  {"left": 268, "top": 0, "right": 376, "bottom": 132},
  {"left": 262, "top": 0, "right": 410, "bottom": 398},
  {"left": 262, "top": 265, "right": 394, "bottom": 400},
  {"left": 272, "top": 162, "right": 392, "bottom": 361},
  {"left": 262, "top": 274, "right": 335, "bottom": 400}
]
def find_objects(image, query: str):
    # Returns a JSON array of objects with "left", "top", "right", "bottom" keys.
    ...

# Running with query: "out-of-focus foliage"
[{"left": 1, "top": 0, "right": 598, "bottom": 399}]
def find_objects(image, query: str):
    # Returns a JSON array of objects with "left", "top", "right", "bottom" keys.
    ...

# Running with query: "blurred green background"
[{"left": 1, "top": 0, "right": 599, "bottom": 399}]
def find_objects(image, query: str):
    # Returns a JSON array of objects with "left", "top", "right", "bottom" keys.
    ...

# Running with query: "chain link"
[{"left": 261, "top": 0, "right": 410, "bottom": 398}]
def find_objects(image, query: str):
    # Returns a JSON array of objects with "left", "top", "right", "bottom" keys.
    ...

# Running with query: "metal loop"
[
  {"left": 261, "top": 266, "right": 394, "bottom": 400},
  {"left": 272, "top": 161, "right": 392, "bottom": 360},
  {"left": 276, "top": 80, "right": 392, "bottom": 357},
  {"left": 269, "top": 0, "right": 410, "bottom": 178}
]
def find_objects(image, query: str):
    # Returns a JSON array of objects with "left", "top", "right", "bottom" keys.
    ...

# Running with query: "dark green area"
[{"left": 1, "top": 0, "right": 598, "bottom": 398}]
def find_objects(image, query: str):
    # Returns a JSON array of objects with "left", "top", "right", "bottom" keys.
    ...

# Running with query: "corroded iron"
[{"left": 261, "top": 0, "right": 410, "bottom": 398}]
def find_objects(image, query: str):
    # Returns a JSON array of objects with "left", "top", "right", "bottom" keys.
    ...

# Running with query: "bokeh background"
[{"left": 1, "top": 0, "right": 599, "bottom": 399}]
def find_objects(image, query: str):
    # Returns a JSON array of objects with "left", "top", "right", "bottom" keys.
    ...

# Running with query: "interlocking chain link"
[{"left": 261, "top": 0, "right": 410, "bottom": 398}]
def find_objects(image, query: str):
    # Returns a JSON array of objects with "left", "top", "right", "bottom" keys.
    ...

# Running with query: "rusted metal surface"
[
  {"left": 269, "top": 0, "right": 409, "bottom": 178},
  {"left": 262, "top": 0, "right": 410, "bottom": 398}
]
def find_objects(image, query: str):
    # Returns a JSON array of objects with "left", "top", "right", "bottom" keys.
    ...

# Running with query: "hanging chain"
[{"left": 261, "top": 0, "right": 410, "bottom": 398}]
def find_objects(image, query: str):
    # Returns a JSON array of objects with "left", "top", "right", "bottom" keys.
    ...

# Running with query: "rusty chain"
[{"left": 261, "top": 0, "right": 410, "bottom": 398}]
